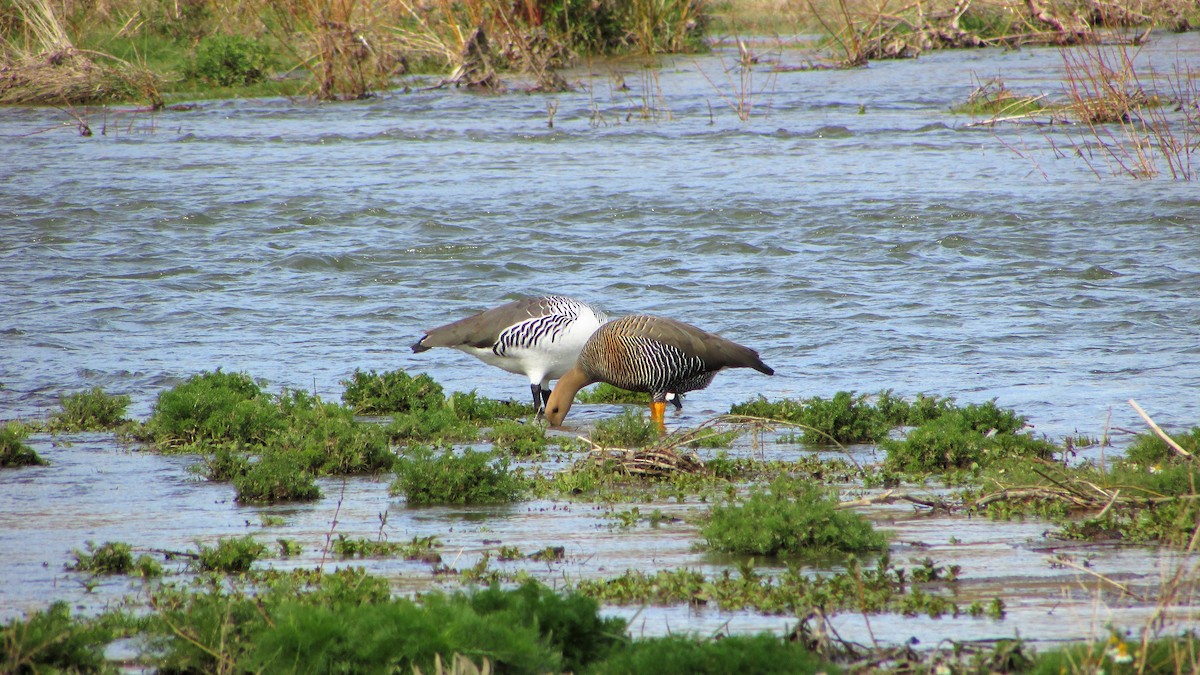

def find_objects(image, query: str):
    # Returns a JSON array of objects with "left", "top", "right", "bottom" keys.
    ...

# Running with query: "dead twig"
[{"left": 1129, "top": 399, "right": 1195, "bottom": 460}]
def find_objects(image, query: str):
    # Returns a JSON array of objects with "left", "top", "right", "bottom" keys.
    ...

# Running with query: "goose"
[
  {"left": 411, "top": 295, "right": 608, "bottom": 412},
  {"left": 542, "top": 314, "right": 774, "bottom": 426}
]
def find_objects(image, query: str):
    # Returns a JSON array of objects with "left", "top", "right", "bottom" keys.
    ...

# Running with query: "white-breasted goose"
[
  {"left": 411, "top": 295, "right": 609, "bottom": 412},
  {"left": 543, "top": 314, "right": 774, "bottom": 426}
]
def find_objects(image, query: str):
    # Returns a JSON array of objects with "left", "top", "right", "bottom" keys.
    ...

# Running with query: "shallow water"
[{"left": 3, "top": 34, "right": 1200, "bottom": 649}]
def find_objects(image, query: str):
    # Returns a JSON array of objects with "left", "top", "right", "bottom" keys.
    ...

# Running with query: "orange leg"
[{"left": 649, "top": 400, "right": 667, "bottom": 428}]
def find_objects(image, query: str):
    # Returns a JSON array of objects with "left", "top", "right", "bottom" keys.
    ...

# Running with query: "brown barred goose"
[
  {"left": 411, "top": 295, "right": 608, "bottom": 412},
  {"left": 543, "top": 314, "right": 774, "bottom": 426}
]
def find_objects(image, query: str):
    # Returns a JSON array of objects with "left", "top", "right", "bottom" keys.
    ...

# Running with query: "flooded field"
[{"left": 2, "top": 30, "right": 1200, "bottom": 662}]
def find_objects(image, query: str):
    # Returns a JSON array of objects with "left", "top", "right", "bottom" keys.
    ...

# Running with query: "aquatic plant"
[
  {"left": 271, "top": 389, "right": 396, "bottom": 475},
  {"left": 447, "top": 390, "right": 535, "bottom": 421},
  {"left": 486, "top": 418, "right": 550, "bottom": 456},
  {"left": 702, "top": 479, "right": 888, "bottom": 556},
  {"left": 0, "top": 422, "right": 46, "bottom": 467},
  {"left": 49, "top": 387, "right": 131, "bottom": 432},
  {"left": 342, "top": 368, "right": 446, "bottom": 415},
  {"left": 391, "top": 446, "right": 527, "bottom": 505},
  {"left": 140, "top": 370, "right": 282, "bottom": 448},
  {"left": 576, "top": 382, "right": 651, "bottom": 404},
  {"left": 589, "top": 632, "right": 834, "bottom": 675},
  {"left": 882, "top": 401, "right": 1055, "bottom": 473},
  {"left": 69, "top": 540, "right": 160, "bottom": 577},
  {"left": 331, "top": 534, "right": 441, "bottom": 560},
  {"left": 730, "top": 391, "right": 892, "bottom": 444},
  {"left": 195, "top": 535, "right": 267, "bottom": 573},
  {"left": 232, "top": 450, "right": 322, "bottom": 504},
  {"left": 1028, "top": 632, "right": 1200, "bottom": 674},
  {"left": 591, "top": 408, "right": 661, "bottom": 448},
  {"left": 150, "top": 576, "right": 626, "bottom": 674},
  {"left": 386, "top": 408, "right": 480, "bottom": 445},
  {"left": 0, "top": 602, "right": 115, "bottom": 673}
]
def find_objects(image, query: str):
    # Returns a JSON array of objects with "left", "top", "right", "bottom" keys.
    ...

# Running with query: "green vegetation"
[
  {"left": 184, "top": 34, "right": 273, "bottom": 87},
  {"left": 391, "top": 446, "right": 528, "bottom": 505},
  {"left": 881, "top": 401, "right": 1057, "bottom": 473},
  {"left": 592, "top": 408, "right": 661, "bottom": 447},
  {"left": 486, "top": 418, "right": 551, "bottom": 456},
  {"left": 702, "top": 480, "right": 888, "bottom": 556},
  {"left": 69, "top": 541, "right": 162, "bottom": 578},
  {"left": 575, "top": 554, "right": 963, "bottom": 618},
  {"left": 139, "top": 370, "right": 282, "bottom": 448},
  {"left": 49, "top": 387, "right": 131, "bottom": 432},
  {"left": 342, "top": 369, "right": 446, "bottom": 416},
  {"left": 731, "top": 390, "right": 900, "bottom": 444},
  {"left": 0, "top": 422, "right": 46, "bottom": 467},
  {"left": 196, "top": 535, "right": 268, "bottom": 573},
  {"left": 589, "top": 633, "right": 835, "bottom": 675},
  {"left": 577, "top": 383, "right": 652, "bottom": 404},
  {"left": 331, "top": 534, "right": 440, "bottom": 560},
  {"left": 0, "top": 602, "right": 117, "bottom": 673}
]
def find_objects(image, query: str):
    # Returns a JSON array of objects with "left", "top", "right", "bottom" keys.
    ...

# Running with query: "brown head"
[{"left": 542, "top": 366, "right": 595, "bottom": 426}]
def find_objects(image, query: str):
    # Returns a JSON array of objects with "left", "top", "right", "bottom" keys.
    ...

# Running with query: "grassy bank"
[{"left": 3, "top": 0, "right": 1198, "bottom": 105}]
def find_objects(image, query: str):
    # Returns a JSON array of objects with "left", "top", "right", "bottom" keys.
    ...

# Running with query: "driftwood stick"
[{"left": 1129, "top": 399, "right": 1194, "bottom": 460}]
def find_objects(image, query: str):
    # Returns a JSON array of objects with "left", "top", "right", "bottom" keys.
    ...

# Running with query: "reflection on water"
[{"left": 2, "top": 35, "right": 1200, "bottom": 647}]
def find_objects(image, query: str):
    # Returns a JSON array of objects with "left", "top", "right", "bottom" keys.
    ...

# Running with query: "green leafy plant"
[
  {"left": 342, "top": 369, "right": 445, "bottom": 415},
  {"left": 0, "top": 602, "right": 114, "bottom": 673},
  {"left": 185, "top": 34, "right": 272, "bottom": 86},
  {"left": 391, "top": 447, "right": 527, "bottom": 505},
  {"left": 50, "top": 387, "right": 131, "bottom": 431},
  {"left": 0, "top": 422, "right": 46, "bottom": 467},
  {"left": 140, "top": 370, "right": 282, "bottom": 448},
  {"left": 196, "top": 535, "right": 267, "bottom": 573},
  {"left": 702, "top": 479, "right": 888, "bottom": 556},
  {"left": 592, "top": 408, "right": 660, "bottom": 447}
]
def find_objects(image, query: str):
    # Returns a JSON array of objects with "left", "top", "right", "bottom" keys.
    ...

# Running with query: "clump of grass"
[
  {"left": 0, "top": 422, "right": 47, "bottom": 467},
  {"left": 487, "top": 418, "right": 550, "bottom": 456},
  {"left": 1030, "top": 633, "right": 1200, "bottom": 674},
  {"left": 196, "top": 535, "right": 267, "bottom": 574},
  {"left": 702, "top": 479, "right": 888, "bottom": 556},
  {"left": 731, "top": 390, "right": 892, "bottom": 444},
  {"left": 331, "top": 534, "right": 440, "bottom": 560},
  {"left": 386, "top": 407, "right": 479, "bottom": 445},
  {"left": 231, "top": 451, "right": 322, "bottom": 504},
  {"left": 577, "top": 383, "right": 652, "bottom": 404},
  {"left": 49, "top": 387, "right": 131, "bottom": 432},
  {"left": 151, "top": 575, "right": 626, "bottom": 674},
  {"left": 881, "top": 401, "right": 1055, "bottom": 473},
  {"left": 272, "top": 389, "right": 395, "bottom": 475},
  {"left": 592, "top": 408, "right": 661, "bottom": 447},
  {"left": 342, "top": 369, "right": 445, "bottom": 415},
  {"left": 391, "top": 447, "right": 527, "bottom": 505},
  {"left": 184, "top": 34, "right": 272, "bottom": 86},
  {"left": 448, "top": 390, "right": 535, "bottom": 421},
  {"left": 952, "top": 77, "right": 1046, "bottom": 118},
  {"left": 139, "top": 370, "right": 282, "bottom": 449},
  {"left": 0, "top": 602, "right": 115, "bottom": 673},
  {"left": 589, "top": 632, "right": 833, "bottom": 675},
  {"left": 69, "top": 540, "right": 160, "bottom": 577}
]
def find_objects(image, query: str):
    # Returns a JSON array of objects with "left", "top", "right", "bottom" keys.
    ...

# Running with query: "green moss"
[
  {"left": 0, "top": 422, "right": 46, "bottom": 467},
  {"left": 702, "top": 479, "right": 888, "bottom": 556},
  {"left": 50, "top": 387, "right": 131, "bottom": 432},
  {"left": 391, "top": 447, "right": 527, "bottom": 505}
]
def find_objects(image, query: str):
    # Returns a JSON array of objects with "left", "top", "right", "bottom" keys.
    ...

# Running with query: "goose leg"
[
  {"left": 531, "top": 383, "right": 544, "bottom": 413},
  {"left": 649, "top": 400, "right": 667, "bottom": 429}
]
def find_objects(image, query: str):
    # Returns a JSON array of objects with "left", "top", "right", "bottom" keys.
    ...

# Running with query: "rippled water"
[{"left": 2, "top": 35, "right": 1200, "bottom": 649}]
